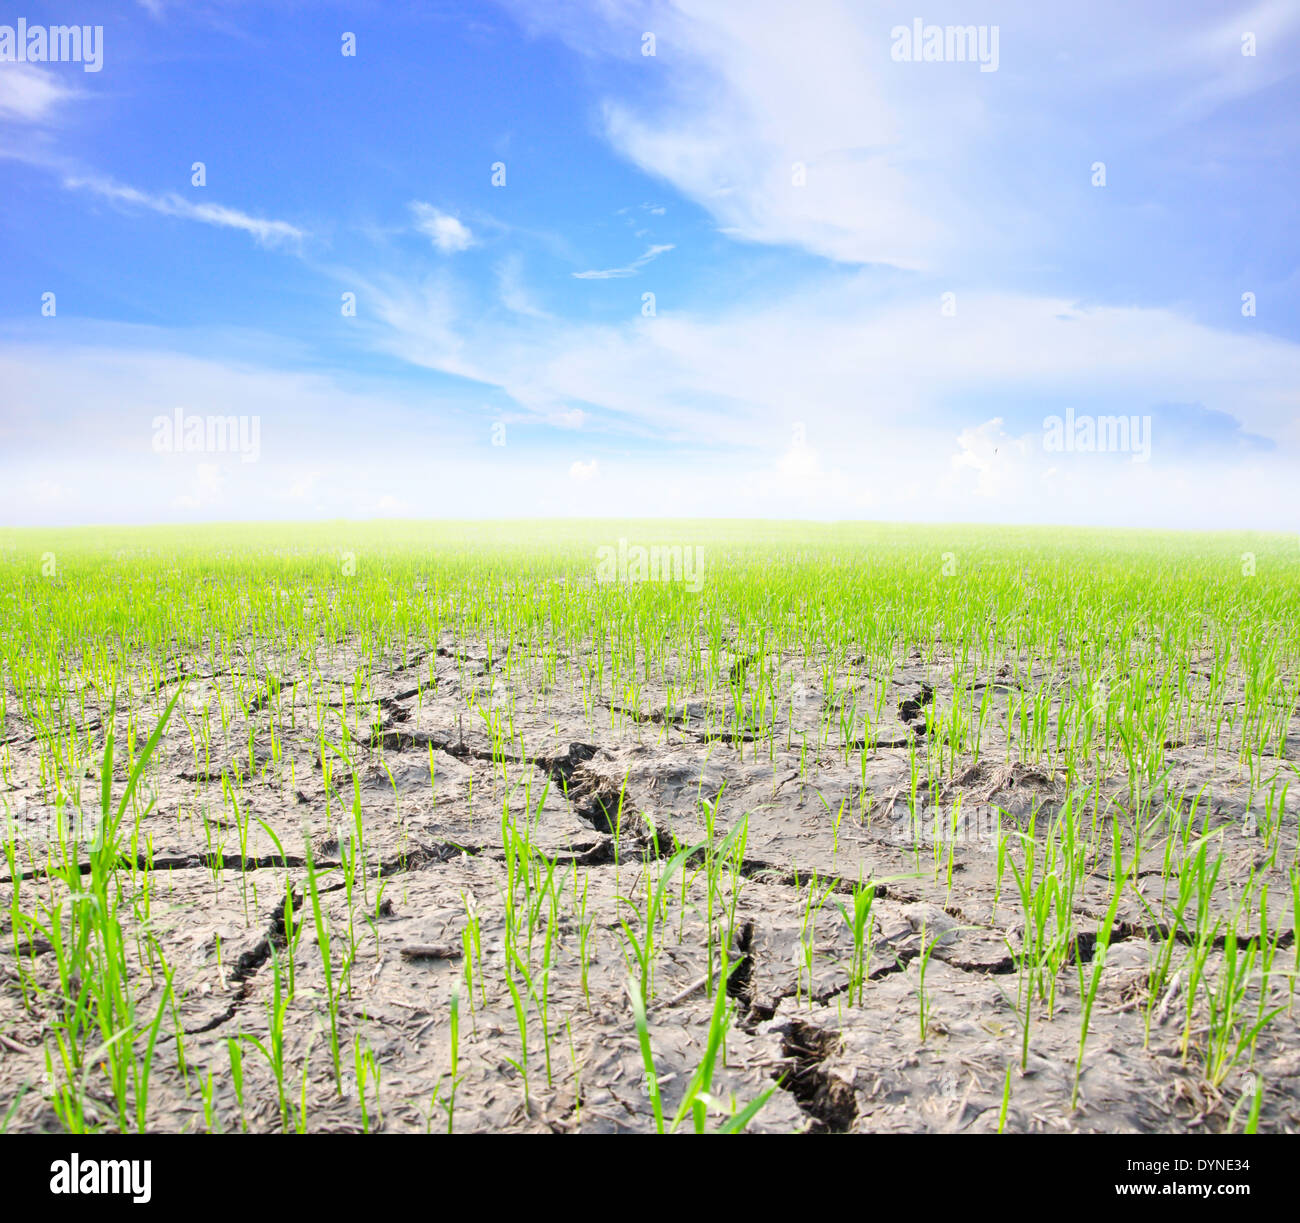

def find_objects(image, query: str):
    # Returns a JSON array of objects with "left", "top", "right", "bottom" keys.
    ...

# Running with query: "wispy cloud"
[
  {"left": 510, "top": 0, "right": 1300, "bottom": 274},
  {"left": 1160, "top": 0, "right": 1300, "bottom": 118},
  {"left": 364, "top": 260, "right": 1300, "bottom": 467},
  {"left": 411, "top": 203, "right": 475, "bottom": 253},
  {"left": 63, "top": 174, "right": 304, "bottom": 247},
  {"left": 496, "top": 254, "right": 552, "bottom": 318},
  {"left": 585, "top": 1, "right": 941, "bottom": 269},
  {"left": 572, "top": 243, "right": 674, "bottom": 279}
]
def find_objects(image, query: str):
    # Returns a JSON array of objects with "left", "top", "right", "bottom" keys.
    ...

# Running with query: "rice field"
[{"left": 1, "top": 521, "right": 1298, "bottom": 1134}]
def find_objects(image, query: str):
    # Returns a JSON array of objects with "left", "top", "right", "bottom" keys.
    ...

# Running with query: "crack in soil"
[
  {"left": 772, "top": 1017, "right": 858, "bottom": 1133},
  {"left": 186, "top": 886, "right": 302, "bottom": 1035}
]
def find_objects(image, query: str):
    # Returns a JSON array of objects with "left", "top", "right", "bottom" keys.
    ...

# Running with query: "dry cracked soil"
[{"left": 2, "top": 631, "right": 1298, "bottom": 1134}]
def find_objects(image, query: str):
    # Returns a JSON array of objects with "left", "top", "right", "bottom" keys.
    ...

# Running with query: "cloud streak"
[
  {"left": 572, "top": 243, "right": 674, "bottom": 279},
  {"left": 63, "top": 174, "right": 305, "bottom": 247}
]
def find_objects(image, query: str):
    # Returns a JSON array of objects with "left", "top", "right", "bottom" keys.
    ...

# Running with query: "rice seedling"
[
  {"left": 838, "top": 879, "right": 876, "bottom": 1006},
  {"left": 618, "top": 838, "right": 696, "bottom": 1007},
  {"left": 914, "top": 925, "right": 944, "bottom": 1044},
  {"left": 627, "top": 958, "right": 776, "bottom": 1134},
  {"left": 302, "top": 835, "right": 343, "bottom": 1094},
  {"left": 1074, "top": 840, "right": 1131, "bottom": 1108}
]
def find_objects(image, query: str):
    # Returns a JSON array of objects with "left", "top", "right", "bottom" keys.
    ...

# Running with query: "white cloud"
[
  {"left": 588, "top": 1, "right": 951, "bottom": 269},
  {"left": 758, "top": 438, "right": 875, "bottom": 511},
  {"left": 550, "top": 407, "right": 585, "bottom": 429},
  {"left": 63, "top": 174, "right": 304, "bottom": 247},
  {"left": 951, "top": 419, "right": 1034, "bottom": 498},
  {"left": 172, "top": 462, "right": 224, "bottom": 510},
  {"left": 569, "top": 459, "right": 599, "bottom": 481},
  {"left": 573, "top": 243, "right": 674, "bottom": 279},
  {"left": 0, "top": 65, "right": 76, "bottom": 123},
  {"left": 411, "top": 203, "right": 475, "bottom": 253}
]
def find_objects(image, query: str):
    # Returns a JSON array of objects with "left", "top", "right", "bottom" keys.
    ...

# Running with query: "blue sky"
[{"left": 1, "top": 0, "right": 1298, "bottom": 527}]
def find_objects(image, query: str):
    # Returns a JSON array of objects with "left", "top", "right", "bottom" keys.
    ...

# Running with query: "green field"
[{"left": 2, "top": 522, "right": 1298, "bottom": 1133}]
